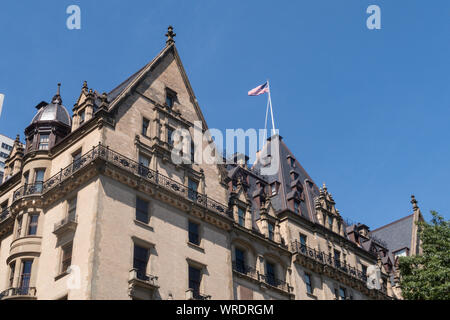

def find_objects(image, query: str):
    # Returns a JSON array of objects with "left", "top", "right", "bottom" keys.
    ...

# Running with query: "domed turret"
[{"left": 24, "top": 84, "right": 72, "bottom": 153}]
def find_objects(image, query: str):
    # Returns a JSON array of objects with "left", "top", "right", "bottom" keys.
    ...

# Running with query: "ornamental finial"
[
  {"left": 165, "top": 26, "right": 176, "bottom": 45},
  {"left": 411, "top": 195, "right": 419, "bottom": 210},
  {"left": 52, "top": 83, "right": 62, "bottom": 105}
]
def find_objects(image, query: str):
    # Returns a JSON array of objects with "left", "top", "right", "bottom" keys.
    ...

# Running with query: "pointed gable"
[
  {"left": 252, "top": 135, "right": 320, "bottom": 223},
  {"left": 107, "top": 43, "right": 209, "bottom": 130}
]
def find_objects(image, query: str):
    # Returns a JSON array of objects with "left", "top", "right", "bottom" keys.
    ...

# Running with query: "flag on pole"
[{"left": 248, "top": 82, "right": 269, "bottom": 96}]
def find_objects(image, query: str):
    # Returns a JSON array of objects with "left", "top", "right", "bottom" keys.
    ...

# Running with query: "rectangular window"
[
  {"left": 271, "top": 183, "right": 277, "bottom": 196},
  {"left": 188, "top": 265, "right": 201, "bottom": 299},
  {"left": 334, "top": 249, "right": 341, "bottom": 268},
  {"left": 34, "top": 169, "right": 45, "bottom": 193},
  {"left": 339, "top": 287, "right": 347, "bottom": 300},
  {"left": 294, "top": 201, "right": 300, "bottom": 213},
  {"left": 38, "top": 134, "right": 50, "bottom": 150},
  {"left": 136, "top": 198, "right": 149, "bottom": 224},
  {"left": 20, "top": 260, "right": 32, "bottom": 295},
  {"left": 142, "top": 118, "right": 150, "bottom": 136},
  {"left": 190, "top": 142, "right": 195, "bottom": 163},
  {"left": 9, "top": 262, "right": 15, "bottom": 287},
  {"left": 305, "top": 273, "right": 313, "bottom": 294},
  {"left": 167, "top": 127, "right": 174, "bottom": 146},
  {"left": 68, "top": 197, "right": 77, "bottom": 221},
  {"left": 235, "top": 248, "right": 246, "bottom": 274},
  {"left": 138, "top": 154, "right": 150, "bottom": 177},
  {"left": 79, "top": 110, "right": 85, "bottom": 124},
  {"left": 237, "top": 207, "right": 245, "bottom": 227},
  {"left": 166, "top": 94, "right": 174, "bottom": 108},
  {"left": 299, "top": 234, "right": 307, "bottom": 251},
  {"left": 72, "top": 150, "right": 82, "bottom": 171},
  {"left": 61, "top": 242, "right": 73, "bottom": 273},
  {"left": 328, "top": 215, "right": 333, "bottom": 229},
  {"left": 268, "top": 222, "right": 275, "bottom": 241},
  {"left": 133, "top": 244, "right": 149, "bottom": 281},
  {"left": 265, "top": 262, "right": 276, "bottom": 286},
  {"left": 188, "top": 221, "right": 200, "bottom": 245},
  {"left": 27, "top": 214, "right": 39, "bottom": 235},
  {"left": 188, "top": 179, "right": 198, "bottom": 201}
]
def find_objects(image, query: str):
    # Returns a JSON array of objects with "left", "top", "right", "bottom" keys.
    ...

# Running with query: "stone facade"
[{"left": 0, "top": 27, "right": 410, "bottom": 300}]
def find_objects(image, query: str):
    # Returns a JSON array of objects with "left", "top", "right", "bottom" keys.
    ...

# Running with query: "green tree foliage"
[{"left": 398, "top": 211, "right": 450, "bottom": 300}]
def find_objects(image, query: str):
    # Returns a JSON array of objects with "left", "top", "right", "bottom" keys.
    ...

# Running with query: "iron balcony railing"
[
  {"left": 292, "top": 241, "right": 368, "bottom": 283},
  {"left": 10, "top": 144, "right": 230, "bottom": 218},
  {"left": 232, "top": 261, "right": 292, "bottom": 293},
  {"left": 0, "top": 274, "right": 36, "bottom": 299}
]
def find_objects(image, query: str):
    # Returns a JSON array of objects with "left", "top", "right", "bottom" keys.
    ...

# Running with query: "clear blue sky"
[{"left": 0, "top": 1, "right": 448, "bottom": 229}]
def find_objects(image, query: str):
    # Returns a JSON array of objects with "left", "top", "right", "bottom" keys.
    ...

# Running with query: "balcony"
[
  {"left": 0, "top": 287, "right": 37, "bottom": 300},
  {"left": 53, "top": 215, "right": 77, "bottom": 235},
  {"left": 185, "top": 288, "right": 211, "bottom": 300},
  {"left": 232, "top": 261, "right": 293, "bottom": 295},
  {"left": 292, "top": 241, "right": 368, "bottom": 283},
  {"left": 129, "top": 268, "right": 158, "bottom": 288},
  {"left": 11, "top": 144, "right": 230, "bottom": 219}
]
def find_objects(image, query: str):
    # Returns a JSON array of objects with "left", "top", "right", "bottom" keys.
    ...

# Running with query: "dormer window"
[
  {"left": 287, "top": 155, "right": 296, "bottom": 168},
  {"left": 294, "top": 200, "right": 300, "bottom": 213},
  {"left": 165, "top": 88, "right": 177, "bottom": 109},
  {"left": 38, "top": 134, "right": 49, "bottom": 150},
  {"left": 270, "top": 182, "right": 279, "bottom": 196},
  {"left": 328, "top": 216, "right": 333, "bottom": 229},
  {"left": 79, "top": 110, "right": 85, "bottom": 124}
]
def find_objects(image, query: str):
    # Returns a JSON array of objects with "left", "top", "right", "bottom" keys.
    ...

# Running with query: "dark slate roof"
[
  {"left": 370, "top": 214, "right": 414, "bottom": 253},
  {"left": 31, "top": 101, "right": 71, "bottom": 126},
  {"left": 251, "top": 135, "right": 321, "bottom": 224}
]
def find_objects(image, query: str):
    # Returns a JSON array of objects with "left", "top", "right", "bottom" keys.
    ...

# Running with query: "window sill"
[
  {"left": 55, "top": 271, "right": 70, "bottom": 281},
  {"left": 134, "top": 220, "right": 154, "bottom": 232},
  {"left": 187, "top": 241, "right": 205, "bottom": 253}
]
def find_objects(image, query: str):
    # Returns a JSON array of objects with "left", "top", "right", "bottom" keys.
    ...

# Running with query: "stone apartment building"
[
  {"left": 0, "top": 134, "right": 14, "bottom": 184},
  {"left": 0, "top": 27, "right": 417, "bottom": 300}
]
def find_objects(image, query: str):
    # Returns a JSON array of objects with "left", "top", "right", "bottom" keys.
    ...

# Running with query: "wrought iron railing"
[
  {"left": 10, "top": 144, "right": 230, "bottom": 218},
  {"left": 292, "top": 241, "right": 368, "bottom": 283},
  {"left": 0, "top": 286, "right": 37, "bottom": 299},
  {"left": 232, "top": 261, "right": 259, "bottom": 280},
  {"left": 232, "top": 261, "right": 292, "bottom": 293}
]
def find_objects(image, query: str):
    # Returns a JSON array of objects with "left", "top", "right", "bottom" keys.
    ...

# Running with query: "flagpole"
[
  {"left": 267, "top": 80, "right": 276, "bottom": 137},
  {"left": 264, "top": 94, "right": 270, "bottom": 139}
]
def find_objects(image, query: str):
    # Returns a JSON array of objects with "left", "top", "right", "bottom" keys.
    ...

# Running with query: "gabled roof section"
[
  {"left": 370, "top": 214, "right": 414, "bottom": 253},
  {"left": 106, "top": 42, "right": 209, "bottom": 130},
  {"left": 252, "top": 135, "right": 320, "bottom": 223}
]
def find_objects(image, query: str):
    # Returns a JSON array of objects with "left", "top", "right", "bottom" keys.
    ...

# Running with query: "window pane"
[
  {"left": 238, "top": 207, "right": 245, "bottom": 226},
  {"left": 27, "top": 215, "right": 39, "bottom": 235},
  {"left": 62, "top": 243, "right": 73, "bottom": 273},
  {"left": 188, "top": 221, "right": 200, "bottom": 245},
  {"left": 136, "top": 198, "right": 149, "bottom": 223},
  {"left": 268, "top": 223, "right": 274, "bottom": 240},
  {"left": 235, "top": 248, "right": 245, "bottom": 273},
  {"left": 133, "top": 245, "right": 149, "bottom": 280},
  {"left": 188, "top": 179, "right": 198, "bottom": 201},
  {"left": 189, "top": 266, "right": 201, "bottom": 298}
]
